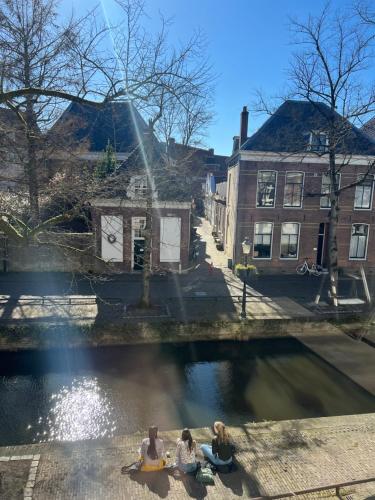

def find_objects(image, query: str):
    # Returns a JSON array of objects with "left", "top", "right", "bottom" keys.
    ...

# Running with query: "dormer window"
[
  {"left": 128, "top": 175, "right": 148, "bottom": 199},
  {"left": 134, "top": 176, "right": 148, "bottom": 196},
  {"left": 308, "top": 131, "right": 328, "bottom": 153}
]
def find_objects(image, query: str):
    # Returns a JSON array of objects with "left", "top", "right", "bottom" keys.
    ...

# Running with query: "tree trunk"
[
  {"left": 23, "top": 40, "right": 40, "bottom": 225},
  {"left": 25, "top": 116, "right": 40, "bottom": 225},
  {"left": 139, "top": 124, "right": 154, "bottom": 308},
  {"left": 328, "top": 149, "right": 339, "bottom": 307},
  {"left": 139, "top": 191, "right": 152, "bottom": 308}
]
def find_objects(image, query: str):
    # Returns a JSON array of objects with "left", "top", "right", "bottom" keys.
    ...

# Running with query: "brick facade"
[
  {"left": 228, "top": 156, "right": 375, "bottom": 272},
  {"left": 91, "top": 203, "right": 191, "bottom": 273}
]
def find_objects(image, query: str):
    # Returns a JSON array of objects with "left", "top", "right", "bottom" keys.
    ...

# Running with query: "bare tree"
[
  {"left": 0, "top": 0, "right": 211, "bottom": 241},
  {"left": 156, "top": 91, "right": 214, "bottom": 147},
  {"left": 255, "top": 3, "right": 375, "bottom": 305},
  {"left": 0, "top": 0, "right": 213, "bottom": 310}
]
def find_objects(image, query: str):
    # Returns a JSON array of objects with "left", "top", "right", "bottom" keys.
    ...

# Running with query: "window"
[
  {"left": 253, "top": 222, "right": 273, "bottom": 259},
  {"left": 284, "top": 172, "right": 304, "bottom": 207},
  {"left": 349, "top": 224, "right": 369, "bottom": 260},
  {"left": 132, "top": 217, "right": 146, "bottom": 238},
  {"left": 134, "top": 176, "right": 148, "bottom": 196},
  {"left": 280, "top": 223, "right": 300, "bottom": 259},
  {"left": 308, "top": 131, "right": 328, "bottom": 153},
  {"left": 320, "top": 173, "right": 341, "bottom": 208},
  {"left": 257, "top": 171, "right": 277, "bottom": 207},
  {"left": 354, "top": 174, "right": 373, "bottom": 210}
]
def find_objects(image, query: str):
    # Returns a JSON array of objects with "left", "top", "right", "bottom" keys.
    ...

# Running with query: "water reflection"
[
  {"left": 0, "top": 339, "right": 373, "bottom": 446},
  {"left": 34, "top": 377, "right": 116, "bottom": 442}
]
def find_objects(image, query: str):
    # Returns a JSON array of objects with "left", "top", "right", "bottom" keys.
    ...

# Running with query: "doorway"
[
  {"left": 133, "top": 239, "right": 145, "bottom": 271},
  {"left": 132, "top": 217, "right": 146, "bottom": 271},
  {"left": 316, "top": 223, "right": 328, "bottom": 267}
]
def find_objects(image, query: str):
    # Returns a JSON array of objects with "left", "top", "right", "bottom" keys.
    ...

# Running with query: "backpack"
[{"left": 195, "top": 466, "right": 215, "bottom": 485}]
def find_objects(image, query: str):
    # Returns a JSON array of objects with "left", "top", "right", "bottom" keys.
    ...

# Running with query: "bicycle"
[{"left": 296, "top": 258, "right": 322, "bottom": 276}]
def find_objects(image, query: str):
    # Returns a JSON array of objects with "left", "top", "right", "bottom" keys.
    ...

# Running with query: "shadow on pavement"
[{"left": 129, "top": 470, "right": 171, "bottom": 498}]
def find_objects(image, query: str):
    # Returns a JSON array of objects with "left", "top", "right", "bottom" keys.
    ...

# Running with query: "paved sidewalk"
[
  {"left": 0, "top": 218, "right": 371, "bottom": 324},
  {"left": 1, "top": 413, "right": 375, "bottom": 499}
]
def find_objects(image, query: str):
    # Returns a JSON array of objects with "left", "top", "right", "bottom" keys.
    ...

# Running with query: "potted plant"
[{"left": 234, "top": 263, "right": 257, "bottom": 282}]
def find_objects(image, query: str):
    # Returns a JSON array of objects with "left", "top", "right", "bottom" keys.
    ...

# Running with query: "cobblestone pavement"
[{"left": 0, "top": 413, "right": 374, "bottom": 499}]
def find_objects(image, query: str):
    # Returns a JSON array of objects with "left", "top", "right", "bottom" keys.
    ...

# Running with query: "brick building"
[
  {"left": 225, "top": 101, "right": 375, "bottom": 272},
  {"left": 204, "top": 173, "right": 227, "bottom": 248},
  {"left": 49, "top": 100, "right": 193, "bottom": 272}
]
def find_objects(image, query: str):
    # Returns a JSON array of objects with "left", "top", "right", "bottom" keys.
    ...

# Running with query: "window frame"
[
  {"left": 283, "top": 171, "right": 305, "bottom": 209},
  {"left": 253, "top": 222, "right": 273, "bottom": 260},
  {"left": 320, "top": 172, "right": 341, "bottom": 209},
  {"left": 256, "top": 170, "right": 278, "bottom": 208},
  {"left": 354, "top": 174, "right": 374, "bottom": 211},
  {"left": 308, "top": 131, "right": 328, "bottom": 153},
  {"left": 349, "top": 223, "right": 369, "bottom": 261},
  {"left": 279, "top": 222, "right": 301, "bottom": 260}
]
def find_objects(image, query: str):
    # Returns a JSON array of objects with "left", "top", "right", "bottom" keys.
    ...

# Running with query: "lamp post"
[{"left": 240, "top": 237, "right": 252, "bottom": 319}]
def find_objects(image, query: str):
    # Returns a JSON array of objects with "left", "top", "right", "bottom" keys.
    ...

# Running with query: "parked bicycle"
[{"left": 296, "top": 258, "right": 322, "bottom": 276}]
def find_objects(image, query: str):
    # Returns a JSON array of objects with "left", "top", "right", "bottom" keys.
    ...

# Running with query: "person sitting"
[
  {"left": 175, "top": 428, "right": 198, "bottom": 474},
  {"left": 200, "top": 421, "right": 235, "bottom": 467},
  {"left": 139, "top": 426, "right": 166, "bottom": 471}
]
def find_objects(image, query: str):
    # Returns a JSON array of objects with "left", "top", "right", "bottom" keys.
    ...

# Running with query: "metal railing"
[{"left": 250, "top": 476, "right": 375, "bottom": 499}]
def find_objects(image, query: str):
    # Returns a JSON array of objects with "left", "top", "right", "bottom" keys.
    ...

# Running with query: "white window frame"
[
  {"left": 128, "top": 175, "right": 148, "bottom": 199},
  {"left": 308, "top": 131, "right": 328, "bottom": 153},
  {"left": 283, "top": 171, "right": 304, "bottom": 209},
  {"left": 349, "top": 223, "right": 369, "bottom": 261},
  {"left": 354, "top": 174, "right": 374, "bottom": 211},
  {"left": 131, "top": 216, "right": 147, "bottom": 271},
  {"left": 320, "top": 173, "right": 341, "bottom": 209},
  {"left": 253, "top": 222, "right": 273, "bottom": 260},
  {"left": 279, "top": 222, "right": 301, "bottom": 260},
  {"left": 160, "top": 216, "right": 181, "bottom": 263},
  {"left": 256, "top": 170, "right": 278, "bottom": 208}
]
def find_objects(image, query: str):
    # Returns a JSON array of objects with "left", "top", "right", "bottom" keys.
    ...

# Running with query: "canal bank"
[
  {"left": 0, "top": 316, "right": 371, "bottom": 352},
  {"left": 1, "top": 413, "right": 375, "bottom": 499}
]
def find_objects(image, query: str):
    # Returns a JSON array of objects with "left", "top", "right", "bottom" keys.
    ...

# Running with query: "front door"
[
  {"left": 133, "top": 239, "right": 145, "bottom": 270},
  {"left": 316, "top": 223, "right": 328, "bottom": 267}
]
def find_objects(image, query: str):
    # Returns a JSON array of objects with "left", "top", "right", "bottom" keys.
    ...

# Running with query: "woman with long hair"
[
  {"left": 175, "top": 428, "right": 198, "bottom": 473},
  {"left": 139, "top": 426, "right": 166, "bottom": 471},
  {"left": 200, "top": 421, "right": 235, "bottom": 467}
]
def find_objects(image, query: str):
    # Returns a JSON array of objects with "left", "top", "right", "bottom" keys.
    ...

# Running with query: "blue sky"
[{"left": 61, "top": 0, "right": 366, "bottom": 156}]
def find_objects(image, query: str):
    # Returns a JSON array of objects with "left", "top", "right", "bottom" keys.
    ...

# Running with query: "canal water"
[{"left": 0, "top": 338, "right": 374, "bottom": 446}]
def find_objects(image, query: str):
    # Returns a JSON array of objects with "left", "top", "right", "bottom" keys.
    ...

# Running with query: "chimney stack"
[{"left": 240, "top": 106, "right": 249, "bottom": 147}]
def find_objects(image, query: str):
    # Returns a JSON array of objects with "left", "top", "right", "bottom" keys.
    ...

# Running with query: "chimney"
[
  {"left": 240, "top": 106, "right": 249, "bottom": 147},
  {"left": 208, "top": 148, "right": 214, "bottom": 155},
  {"left": 232, "top": 136, "right": 239, "bottom": 155},
  {"left": 167, "top": 137, "right": 175, "bottom": 155}
]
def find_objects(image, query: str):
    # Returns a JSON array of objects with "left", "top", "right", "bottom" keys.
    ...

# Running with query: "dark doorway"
[
  {"left": 133, "top": 239, "right": 145, "bottom": 271},
  {"left": 316, "top": 223, "right": 328, "bottom": 267}
]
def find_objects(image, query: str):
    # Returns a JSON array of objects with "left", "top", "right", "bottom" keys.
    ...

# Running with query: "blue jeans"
[
  {"left": 177, "top": 462, "right": 198, "bottom": 474},
  {"left": 200, "top": 444, "right": 232, "bottom": 466}
]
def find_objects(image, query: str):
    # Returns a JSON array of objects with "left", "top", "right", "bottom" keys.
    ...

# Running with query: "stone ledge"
[{"left": 0, "top": 317, "right": 360, "bottom": 352}]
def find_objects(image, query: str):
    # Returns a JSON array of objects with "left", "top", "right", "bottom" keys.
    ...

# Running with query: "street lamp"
[{"left": 240, "top": 237, "right": 252, "bottom": 319}]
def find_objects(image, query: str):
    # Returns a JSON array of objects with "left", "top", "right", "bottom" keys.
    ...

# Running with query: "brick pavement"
[{"left": 1, "top": 413, "right": 374, "bottom": 499}]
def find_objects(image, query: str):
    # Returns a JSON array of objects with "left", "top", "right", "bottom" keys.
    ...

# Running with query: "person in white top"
[
  {"left": 139, "top": 426, "right": 166, "bottom": 471},
  {"left": 175, "top": 428, "right": 198, "bottom": 474}
]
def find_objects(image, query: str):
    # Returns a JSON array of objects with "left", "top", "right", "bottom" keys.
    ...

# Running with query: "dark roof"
[
  {"left": 241, "top": 100, "right": 375, "bottom": 155},
  {"left": 362, "top": 117, "right": 375, "bottom": 141},
  {"left": 0, "top": 107, "right": 25, "bottom": 129},
  {"left": 165, "top": 140, "right": 228, "bottom": 174},
  {"left": 51, "top": 100, "right": 149, "bottom": 153}
]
